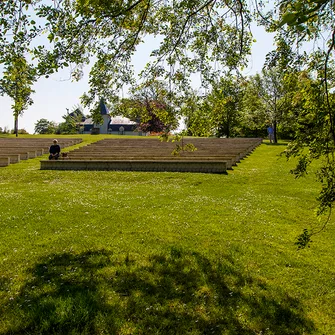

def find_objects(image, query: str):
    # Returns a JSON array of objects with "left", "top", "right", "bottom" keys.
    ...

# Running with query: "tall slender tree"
[
  {"left": 0, "top": 53, "right": 35, "bottom": 137},
  {"left": 0, "top": 0, "right": 40, "bottom": 136}
]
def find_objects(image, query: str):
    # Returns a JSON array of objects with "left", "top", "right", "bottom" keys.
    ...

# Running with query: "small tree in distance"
[{"left": 34, "top": 119, "right": 56, "bottom": 134}]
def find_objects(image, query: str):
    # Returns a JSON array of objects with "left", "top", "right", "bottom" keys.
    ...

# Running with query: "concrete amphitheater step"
[{"left": 40, "top": 137, "right": 262, "bottom": 173}]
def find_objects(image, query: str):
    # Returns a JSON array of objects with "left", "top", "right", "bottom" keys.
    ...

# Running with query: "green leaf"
[
  {"left": 47, "top": 33, "right": 54, "bottom": 42},
  {"left": 296, "top": 25, "right": 305, "bottom": 32},
  {"left": 279, "top": 12, "right": 297, "bottom": 27}
]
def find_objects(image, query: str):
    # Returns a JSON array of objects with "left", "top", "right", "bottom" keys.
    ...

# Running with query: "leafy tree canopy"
[
  {"left": 34, "top": 118, "right": 56, "bottom": 134},
  {"left": 113, "top": 80, "right": 178, "bottom": 133},
  {"left": 3, "top": 0, "right": 253, "bottom": 107}
]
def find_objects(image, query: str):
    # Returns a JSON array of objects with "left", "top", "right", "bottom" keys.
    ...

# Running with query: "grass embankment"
[{"left": 0, "top": 138, "right": 334, "bottom": 334}]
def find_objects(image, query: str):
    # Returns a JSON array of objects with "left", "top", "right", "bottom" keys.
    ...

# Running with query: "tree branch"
[
  {"left": 324, "top": 27, "right": 335, "bottom": 141},
  {"left": 168, "top": 0, "right": 217, "bottom": 57},
  {"left": 114, "top": 0, "right": 151, "bottom": 60},
  {"left": 236, "top": 0, "right": 245, "bottom": 57},
  {"left": 84, "top": 0, "right": 145, "bottom": 25}
]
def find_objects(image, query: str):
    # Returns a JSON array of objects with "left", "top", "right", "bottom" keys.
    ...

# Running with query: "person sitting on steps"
[{"left": 49, "top": 139, "right": 61, "bottom": 160}]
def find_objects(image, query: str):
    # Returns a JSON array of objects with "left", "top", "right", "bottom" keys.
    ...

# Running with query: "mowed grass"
[{"left": 0, "top": 137, "right": 334, "bottom": 334}]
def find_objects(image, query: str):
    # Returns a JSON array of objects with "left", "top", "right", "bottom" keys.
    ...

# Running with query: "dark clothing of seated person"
[{"left": 49, "top": 140, "right": 61, "bottom": 160}]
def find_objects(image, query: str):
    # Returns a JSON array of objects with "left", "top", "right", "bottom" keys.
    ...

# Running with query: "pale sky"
[{"left": 1, "top": 25, "right": 275, "bottom": 134}]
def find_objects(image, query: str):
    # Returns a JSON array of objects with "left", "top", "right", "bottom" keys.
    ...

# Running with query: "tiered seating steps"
[
  {"left": 40, "top": 138, "right": 262, "bottom": 174},
  {"left": 0, "top": 138, "right": 82, "bottom": 167}
]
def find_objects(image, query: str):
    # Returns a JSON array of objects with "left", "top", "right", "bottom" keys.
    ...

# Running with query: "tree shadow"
[
  {"left": 1, "top": 248, "right": 315, "bottom": 334},
  {"left": 263, "top": 142, "right": 289, "bottom": 146}
]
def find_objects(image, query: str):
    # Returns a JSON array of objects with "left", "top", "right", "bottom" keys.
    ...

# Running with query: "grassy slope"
[{"left": 0, "top": 138, "right": 334, "bottom": 334}]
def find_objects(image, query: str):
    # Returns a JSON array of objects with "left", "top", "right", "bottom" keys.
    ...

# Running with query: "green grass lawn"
[{"left": 0, "top": 137, "right": 334, "bottom": 334}]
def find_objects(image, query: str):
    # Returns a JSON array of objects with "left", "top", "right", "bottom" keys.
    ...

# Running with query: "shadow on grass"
[
  {"left": 263, "top": 142, "right": 289, "bottom": 146},
  {"left": 1, "top": 248, "right": 314, "bottom": 334}
]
